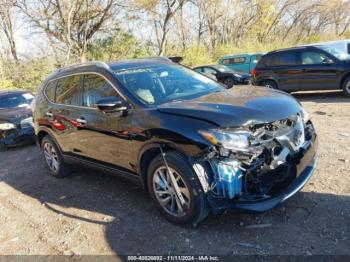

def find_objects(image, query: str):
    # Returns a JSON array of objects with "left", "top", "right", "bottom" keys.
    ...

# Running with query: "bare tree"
[
  {"left": 0, "top": 0, "right": 18, "bottom": 61},
  {"left": 17, "top": 0, "right": 122, "bottom": 63},
  {"left": 135, "top": 0, "right": 187, "bottom": 55}
]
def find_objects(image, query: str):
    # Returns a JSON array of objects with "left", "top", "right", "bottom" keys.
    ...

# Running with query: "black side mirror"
[
  {"left": 322, "top": 58, "right": 334, "bottom": 64},
  {"left": 96, "top": 97, "right": 127, "bottom": 112}
]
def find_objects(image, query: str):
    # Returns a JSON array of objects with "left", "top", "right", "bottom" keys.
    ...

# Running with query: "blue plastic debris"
[{"left": 211, "top": 159, "right": 243, "bottom": 199}]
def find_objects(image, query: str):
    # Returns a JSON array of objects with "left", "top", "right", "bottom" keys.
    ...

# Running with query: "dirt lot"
[{"left": 0, "top": 90, "right": 349, "bottom": 258}]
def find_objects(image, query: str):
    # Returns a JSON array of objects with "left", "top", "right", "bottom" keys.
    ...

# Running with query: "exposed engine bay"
[{"left": 194, "top": 113, "right": 316, "bottom": 204}]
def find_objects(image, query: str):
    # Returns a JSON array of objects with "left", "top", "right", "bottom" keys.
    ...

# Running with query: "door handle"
[
  {"left": 76, "top": 118, "right": 87, "bottom": 124},
  {"left": 45, "top": 112, "right": 53, "bottom": 117}
]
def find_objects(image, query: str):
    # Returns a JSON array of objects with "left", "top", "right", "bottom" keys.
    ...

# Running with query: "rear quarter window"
[{"left": 44, "top": 80, "right": 57, "bottom": 102}]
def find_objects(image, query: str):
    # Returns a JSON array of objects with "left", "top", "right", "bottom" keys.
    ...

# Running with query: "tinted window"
[
  {"left": 264, "top": 53, "right": 296, "bottom": 66},
  {"left": 56, "top": 75, "right": 82, "bottom": 105},
  {"left": 202, "top": 67, "right": 217, "bottom": 74},
  {"left": 279, "top": 52, "right": 296, "bottom": 65},
  {"left": 45, "top": 81, "right": 56, "bottom": 102},
  {"left": 82, "top": 74, "right": 118, "bottom": 108},
  {"left": 301, "top": 51, "right": 330, "bottom": 65},
  {"left": 222, "top": 57, "right": 246, "bottom": 64},
  {"left": 194, "top": 68, "right": 203, "bottom": 73}
]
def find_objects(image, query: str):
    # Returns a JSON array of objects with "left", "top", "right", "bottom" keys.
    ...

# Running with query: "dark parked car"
[
  {"left": 0, "top": 89, "right": 35, "bottom": 151},
  {"left": 193, "top": 65, "right": 251, "bottom": 88},
  {"left": 252, "top": 45, "right": 350, "bottom": 96},
  {"left": 33, "top": 59, "right": 317, "bottom": 225}
]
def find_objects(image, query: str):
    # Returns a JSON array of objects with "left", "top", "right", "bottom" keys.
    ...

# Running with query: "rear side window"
[
  {"left": 279, "top": 52, "right": 297, "bottom": 65},
  {"left": 263, "top": 52, "right": 296, "bottom": 66},
  {"left": 82, "top": 74, "right": 118, "bottom": 108},
  {"left": 44, "top": 80, "right": 57, "bottom": 102},
  {"left": 56, "top": 75, "right": 82, "bottom": 106},
  {"left": 222, "top": 57, "right": 246, "bottom": 64}
]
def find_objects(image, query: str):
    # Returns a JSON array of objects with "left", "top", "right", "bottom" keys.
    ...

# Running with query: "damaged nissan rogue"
[{"left": 33, "top": 58, "right": 318, "bottom": 225}]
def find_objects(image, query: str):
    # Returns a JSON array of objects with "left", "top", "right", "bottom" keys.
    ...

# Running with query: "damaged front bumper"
[
  {"left": 207, "top": 137, "right": 317, "bottom": 213},
  {"left": 0, "top": 121, "right": 35, "bottom": 147},
  {"left": 194, "top": 114, "right": 318, "bottom": 214}
]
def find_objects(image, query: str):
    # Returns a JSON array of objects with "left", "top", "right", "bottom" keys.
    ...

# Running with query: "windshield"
[
  {"left": 0, "top": 93, "right": 34, "bottom": 109},
  {"left": 317, "top": 44, "right": 350, "bottom": 61},
  {"left": 114, "top": 64, "right": 223, "bottom": 105}
]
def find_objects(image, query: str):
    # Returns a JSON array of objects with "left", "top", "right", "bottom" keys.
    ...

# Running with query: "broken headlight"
[
  {"left": 0, "top": 122, "right": 16, "bottom": 131},
  {"left": 199, "top": 129, "right": 252, "bottom": 151}
]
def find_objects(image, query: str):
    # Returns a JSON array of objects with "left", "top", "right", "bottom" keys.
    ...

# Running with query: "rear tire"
[
  {"left": 147, "top": 151, "right": 209, "bottom": 226},
  {"left": 260, "top": 80, "right": 278, "bottom": 90},
  {"left": 342, "top": 76, "right": 350, "bottom": 97},
  {"left": 41, "top": 136, "right": 71, "bottom": 178}
]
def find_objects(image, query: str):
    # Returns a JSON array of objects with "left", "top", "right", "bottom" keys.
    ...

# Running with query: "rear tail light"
[{"left": 251, "top": 68, "right": 257, "bottom": 77}]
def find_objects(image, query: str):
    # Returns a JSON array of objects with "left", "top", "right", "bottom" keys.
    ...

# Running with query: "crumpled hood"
[
  {"left": 0, "top": 107, "right": 32, "bottom": 124},
  {"left": 157, "top": 86, "right": 302, "bottom": 127}
]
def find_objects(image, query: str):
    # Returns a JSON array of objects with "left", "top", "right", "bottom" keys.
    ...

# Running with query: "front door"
[
  {"left": 297, "top": 50, "right": 339, "bottom": 90},
  {"left": 73, "top": 73, "right": 133, "bottom": 171}
]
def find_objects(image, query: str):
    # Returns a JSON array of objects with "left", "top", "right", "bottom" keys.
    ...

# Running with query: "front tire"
[
  {"left": 41, "top": 136, "right": 71, "bottom": 178},
  {"left": 342, "top": 76, "right": 350, "bottom": 97},
  {"left": 147, "top": 151, "right": 209, "bottom": 225}
]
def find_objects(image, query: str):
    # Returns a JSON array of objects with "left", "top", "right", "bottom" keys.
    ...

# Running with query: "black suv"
[
  {"left": 252, "top": 45, "right": 350, "bottom": 96},
  {"left": 33, "top": 58, "right": 317, "bottom": 225}
]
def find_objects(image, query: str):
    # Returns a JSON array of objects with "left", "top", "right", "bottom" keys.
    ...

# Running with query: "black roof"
[
  {"left": 45, "top": 57, "right": 174, "bottom": 82},
  {"left": 267, "top": 46, "right": 317, "bottom": 54}
]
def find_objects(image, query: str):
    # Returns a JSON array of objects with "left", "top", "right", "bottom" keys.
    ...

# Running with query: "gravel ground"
[{"left": 0, "top": 90, "right": 349, "bottom": 258}]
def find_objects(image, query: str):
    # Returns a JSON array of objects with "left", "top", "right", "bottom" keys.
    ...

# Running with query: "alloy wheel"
[
  {"left": 43, "top": 142, "right": 59, "bottom": 172},
  {"left": 152, "top": 166, "right": 191, "bottom": 217},
  {"left": 346, "top": 81, "right": 350, "bottom": 93}
]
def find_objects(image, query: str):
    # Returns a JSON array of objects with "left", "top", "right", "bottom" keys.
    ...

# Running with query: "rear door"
[
  {"left": 48, "top": 75, "right": 84, "bottom": 154},
  {"left": 296, "top": 50, "right": 340, "bottom": 90},
  {"left": 73, "top": 73, "right": 133, "bottom": 170},
  {"left": 267, "top": 52, "right": 300, "bottom": 92}
]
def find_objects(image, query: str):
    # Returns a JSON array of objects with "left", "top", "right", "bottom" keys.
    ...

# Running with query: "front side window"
[
  {"left": 194, "top": 68, "right": 203, "bottom": 73},
  {"left": 82, "top": 74, "right": 118, "bottom": 108},
  {"left": 0, "top": 93, "right": 34, "bottom": 109},
  {"left": 301, "top": 51, "right": 330, "bottom": 65},
  {"left": 202, "top": 67, "right": 217, "bottom": 74},
  {"left": 114, "top": 64, "right": 223, "bottom": 106},
  {"left": 56, "top": 75, "right": 82, "bottom": 106}
]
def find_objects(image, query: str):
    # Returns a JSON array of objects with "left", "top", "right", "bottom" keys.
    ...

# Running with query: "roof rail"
[{"left": 57, "top": 61, "right": 110, "bottom": 72}]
